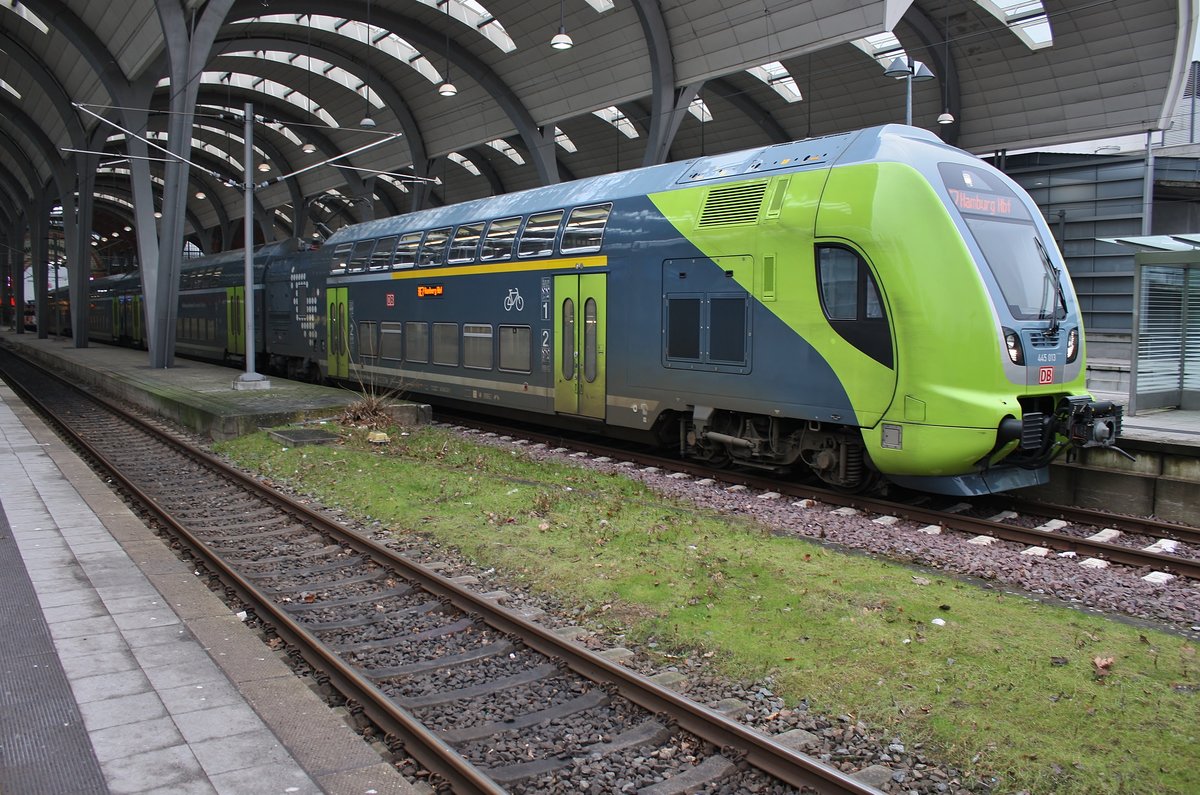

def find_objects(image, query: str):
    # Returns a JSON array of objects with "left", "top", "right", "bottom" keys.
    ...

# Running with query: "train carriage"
[{"left": 78, "top": 124, "right": 1125, "bottom": 496}]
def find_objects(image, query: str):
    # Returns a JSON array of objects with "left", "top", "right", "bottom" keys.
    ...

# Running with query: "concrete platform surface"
[
  {"left": 0, "top": 332, "right": 358, "bottom": 440},
  {"left": 0, "top": 380, "right": 420, "bottom": 794}
]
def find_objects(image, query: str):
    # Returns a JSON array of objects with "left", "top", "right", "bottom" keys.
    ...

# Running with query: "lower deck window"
[
  {"left": 433, "top": 322, "right": 459, "bottom": 366},
  {"left": 358, "top": 321, "right": 377, "bottom": 359},
  {"left": 380, "top": 322, "right": 402, "bottom": 360},
  {"left": 499, "top": 326, "right": 531, "bottom": 372},
  {"left": 463, "top": 324, "right": 493, "bottom": 369},
  {"left": 405, "top": 322, "right": 428, "bottom": 363}
]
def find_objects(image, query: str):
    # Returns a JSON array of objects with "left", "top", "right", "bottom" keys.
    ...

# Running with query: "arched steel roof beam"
[
  {"left": 704, "top": 77, "right": 791, "bottom": 144},
  {"left": 0, "top": 29, "right": 88, "bottom": 148},
  {"left": 212, "top": 28, "right": 429, "bottom": 173},
  {"left": 91, "top": 179, "right": 206, "bottom": 245},
  {"left": 149, "top": 110, "right": 306, "bottom": 242},
  {"left": 15, "top": 0, "right": 134, "bottom": 100},
  {"left": 158, "top": 85, "right": 375, "bottom": 223},
  {"left": 226, "top": 0, "right": 557, "bottom": 186},
  {"left": 629, "top": 0, "right": 679, "bottom": 166}
]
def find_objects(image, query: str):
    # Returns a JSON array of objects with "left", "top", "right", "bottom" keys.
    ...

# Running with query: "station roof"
[{"left": 0, "top": 0, "right": 1195, "bottom": 253}]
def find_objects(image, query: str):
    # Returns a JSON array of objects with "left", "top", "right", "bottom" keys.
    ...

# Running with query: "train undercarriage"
[{"left": 678, "top": 406, "right": 872, "bottom": 490}]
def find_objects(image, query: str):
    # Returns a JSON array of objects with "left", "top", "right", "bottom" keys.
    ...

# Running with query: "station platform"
[
  {"left": 0, "top": 331, "right": 361, "bottom": 440},
  {"left": 0, "top": 347, "right": 419, "bottom": 792}
]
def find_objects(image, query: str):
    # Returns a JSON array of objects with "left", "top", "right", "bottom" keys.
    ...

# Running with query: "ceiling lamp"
[
  {"left": 257, "top": 162, "right": 271, "bottom": 172},
  {"left": 301, "top": 141, "right": 317, "bottom": 154},
  {"left": 551, "top": 0, "right": 573, "bottom": 49},
  {"left": 938, "top": 111, "right": 955, "bottom": 125},
  {"left": 154, "top": 211, "right": 162, "bottom": 218},
  {"left": 123, "top": 225, "right": 132, "bottom": 231},
  {"left": 361, "top": 0, "right": 378, "bottom": 125},
  {"left": 195, "top": 191, "right": 206, "bottom": 200},
  {"left": 438, "top": 1, "right": 457, "bottom": 96}
]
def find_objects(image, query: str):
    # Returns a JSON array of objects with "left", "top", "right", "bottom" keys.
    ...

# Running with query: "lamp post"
[
  {"left": 884, "top": 57, "right": 934, "bottom": 126},
  {"left": 235, "top": 101, "right": 269, "bottom": 391}
]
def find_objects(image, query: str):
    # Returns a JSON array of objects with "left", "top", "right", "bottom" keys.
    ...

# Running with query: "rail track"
[
  {"left": 0, "top": 347, "right": 884, "bottom": 794},
  {"left": 438, "top": 412, "right": 1200, "bottom": 583}
]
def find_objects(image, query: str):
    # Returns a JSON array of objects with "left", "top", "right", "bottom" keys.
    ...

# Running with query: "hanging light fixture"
[
  {"left": 938, "top": 9, "right": 955, "bottom": 125},
  {"left": 257, "top": 162, "right": 271, "bottom": 172},
  {"left": 302, "top": 14, "right": 318, "bottom": 153},
  {"left": 551, "top": 0, "right": 573, "bottom": 50},
  {"left": 438, "top": 1, "right": 457, "bottom": 96},
  {"left": 360, "top": 0, "right": 377, "bottom": 127},
  {"left": 195, "top": 191, "right": 206, "bottom": 200}
]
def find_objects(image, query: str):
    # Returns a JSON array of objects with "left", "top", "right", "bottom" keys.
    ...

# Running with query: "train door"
[
  {"left": 110, "top": 297, "right": 120, "bottom": 342},
  {"left": 226, "top": 286, "right": 245, "bottom": 356},
  {"left": 553, "top": 273, "right": 606, "bottom": 418},
  {"left": 326, "top": 286, "right": 349, "bottom": 380}
]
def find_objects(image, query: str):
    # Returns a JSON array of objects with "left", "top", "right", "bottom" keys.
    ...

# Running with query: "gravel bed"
[
  {"left": 379, "top": 646, "right": 550, "bottom": 699},
  {"left": 214, "top": 424, "right": 1200, "bottom": 793},
  {"left": 481, "top": 438, "right": 1200, "bottom": 633},
  {"left": 414, "top": 674, "right": 593, "bottom": 731}
]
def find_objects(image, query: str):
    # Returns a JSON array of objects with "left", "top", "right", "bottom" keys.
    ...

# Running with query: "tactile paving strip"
[{"left": 0, "top": 512, "right": 107, "bottom": 795}]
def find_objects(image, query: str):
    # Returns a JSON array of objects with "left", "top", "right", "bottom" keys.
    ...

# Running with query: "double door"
[{"left": 553, "top": 273, "right": 606, "bottom": 418}]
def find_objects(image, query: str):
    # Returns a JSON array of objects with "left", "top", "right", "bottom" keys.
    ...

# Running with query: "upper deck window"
[
  {"left": 448, "top": 223, "right": 484, "bottom": 264},
  {"left": 393, "top": 232, "right": 422, "bottom": 269},
  {"left": 481, "top": 217, "right": 521, "bottom": 260},
  {"left": 332, "top": 243, "right": 352, "bottom": 273},
  {"left": 518, "top": 210, "right": 563, "bottom": 258},
  {"left": 561, "top": 204, "right": 612, "bottom": 254},
  {"left": 418, "top": 228, "right": 452, "bottom": 267},
  {"left": 370, "top": 236, "right": 396, "bottom": 270},
  {"left": 347, "top": 240, "right": 374, "bottom": 273}
]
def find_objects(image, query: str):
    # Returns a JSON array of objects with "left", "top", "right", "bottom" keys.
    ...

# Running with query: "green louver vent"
[{"left": 697, "top": 181, "right": 768, "bottom": 227}]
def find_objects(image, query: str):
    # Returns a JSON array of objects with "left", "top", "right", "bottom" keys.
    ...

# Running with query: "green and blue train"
[{"left": 79, "top": 124, "right": 1124, "bottom": 495}]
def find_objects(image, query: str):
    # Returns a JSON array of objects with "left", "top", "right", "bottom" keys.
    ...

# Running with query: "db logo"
[
  {"left": 385, "top": 293, "right": 395, "bottom": 307},
  {"left": 1038, "top": 366, "right": 1054, "bottom": 384}
]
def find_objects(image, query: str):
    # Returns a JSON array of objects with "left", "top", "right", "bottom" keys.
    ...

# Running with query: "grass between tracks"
[{"left": 216, "top": 424, "right": 1198, "bottom": 795}]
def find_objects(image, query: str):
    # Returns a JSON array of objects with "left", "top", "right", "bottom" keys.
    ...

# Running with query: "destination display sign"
[
  {"left": 417, "top": 284, "right": 444, "bottom": 298},
  {"left": 948, "top": 188, "right": 1018, "bottom": 218}
]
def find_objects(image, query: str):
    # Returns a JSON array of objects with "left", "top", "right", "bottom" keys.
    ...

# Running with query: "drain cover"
[{"left": 268, "top": 427, "right": 340, "bottom": 446}]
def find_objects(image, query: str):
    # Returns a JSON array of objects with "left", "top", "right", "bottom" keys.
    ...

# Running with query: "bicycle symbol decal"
[{"left": 503, "top": 287, "right": 525, "bottom": 312}]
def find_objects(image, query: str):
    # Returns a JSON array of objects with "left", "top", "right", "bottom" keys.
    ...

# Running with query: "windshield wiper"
[{"left": 1034, "top": 237, "right": 1066, "bottom": 334}]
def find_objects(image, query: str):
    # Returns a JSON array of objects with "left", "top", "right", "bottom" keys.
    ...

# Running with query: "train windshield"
[{"left": 938, "top": 162, "right": 1064, "bottom": 322}]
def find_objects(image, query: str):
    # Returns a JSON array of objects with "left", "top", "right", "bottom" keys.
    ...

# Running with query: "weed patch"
[{"left": 218, "top": 427, "right": 1198, "bottom": 794}]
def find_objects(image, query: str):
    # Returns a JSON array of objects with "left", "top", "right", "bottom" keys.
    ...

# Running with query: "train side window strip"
[
  {"left": 332, "top": 243, "right": 352, "bottom": 274},
  {"left": 358, "top": 321, "right": 378, "bottom": 359},
  {"left": 498, "top": 325, "right": 531, "bottom": 373},
  {"left": 518, "top": 210, "right": 564, "bottom": 258},
  {"left": 481, "top": 216, "right": 521, "bottom": 261},
  {"left": 463, "top": 323, "right": 493, "bottom": 369},
  {"left": 348, "top": 240, "right": 374, "bottom": 273},
  {"left": 418, "top": 228, "right": 452, "bottom": 267},
  {"left": 393, "top": 232, "right": 423, "bottom": 269},
  {"left": 379, "top": 322, "right": 403, "bottom": 360},
  {"left": 432, "top": 322, "right": 459, "bottom": 366},
  {"left": 405, "top": 321, "right": 429, "bottom": 363},
  {"left": 448, "top": 223, "right": 484, "bottom": 264},
  {"left": 370, "top": 237, "right": 397, "bottom": 271},
  {"left": 560, "top": 203, "right": 612, "bottom": 254}
]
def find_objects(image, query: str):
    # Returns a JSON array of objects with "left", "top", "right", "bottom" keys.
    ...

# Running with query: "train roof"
[{"left": 326, "top": 124, "right": 966, "bottom": 246}]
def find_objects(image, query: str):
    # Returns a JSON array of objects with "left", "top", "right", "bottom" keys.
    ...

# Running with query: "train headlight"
[
  {"left": 1003, "top": 327, "right": 1024, "bottom": 365},
  {"left": 1066, "top": 327, "right": 1079, "bottom": 363}
]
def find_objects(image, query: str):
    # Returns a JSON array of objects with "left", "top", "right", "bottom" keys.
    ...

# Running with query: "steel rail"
[
  {"left": 441, "top": 413, "right": 1200, "bottom": 580},
  {"left": 3, "top": 354, "right": 883, "bottom": 795},
  {"left": 0, "top": 359, "right": 506, "bottom": 795}
]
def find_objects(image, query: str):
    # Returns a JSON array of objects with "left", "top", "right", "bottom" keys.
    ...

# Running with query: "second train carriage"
[{"left": 75, "top": 124, "right": 1124, "bottom": 496}]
